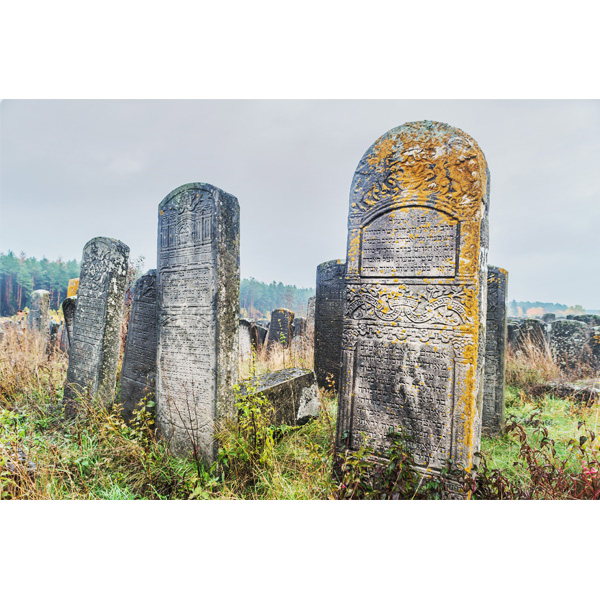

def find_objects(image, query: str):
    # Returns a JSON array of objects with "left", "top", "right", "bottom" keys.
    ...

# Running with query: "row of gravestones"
[
  {"left": 507, "top": 315, "right": 600, "bottom": 372},
  {"left": 56, "top": 120, "right": 559, "bottom": 486}
]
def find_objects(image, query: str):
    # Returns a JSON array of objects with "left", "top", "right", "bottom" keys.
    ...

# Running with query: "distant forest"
[
  {"left": 240, "top": 277, "right": 314, "bottom": 320},
  {"left": 0, "top": 251, "right": 80, "bottom": 316}
]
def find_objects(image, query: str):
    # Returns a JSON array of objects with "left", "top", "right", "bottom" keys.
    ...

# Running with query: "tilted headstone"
[
  {"left": 64, "top": 237, "right": 129, "bottom": 415},
  {"left": 120, "top": 270, "right": 157, "bottom": 422},
  {"left": 67, "top": 278, "right": 79, "bottom": 297},
  {"left": 336, "top": 121, "right": 490, "bottom": 481},
  {"left": 266, "top": 308, "right": 294, "bottom": 350},
  {"left": 483, "top": 267, "right": 508, "bottom": 435},
  {"left": 314, "top": 259, "right": 346, "bottom": 390},
  {"left": 239, "top": 318, "right": 258, "bottom": 359},
  {"left": 237, "top": 368, "right": 320, "bottom": 426},
  {"left": 27, "top": 289, "right": 50, "bottom": 350},
  {"left": 156, "top": 183, "right": 239, "bottom": 463},
  {"left": 61, "top": 295, "right": 77, "bottom": 347},
  {"left": 548, "top": 319, "right": 589, "bottom": 372}
]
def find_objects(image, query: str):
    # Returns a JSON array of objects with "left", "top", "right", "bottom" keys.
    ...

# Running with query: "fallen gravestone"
[
  {"left": 314, "top": 259, "right": 346, "bottom": 390},
  {"left": 27, "top": 290, "right": 50, "bottom": 350},
  {"left": 156, "top": 183, "right": 239, "bottom": 464},
  {"left": 237, "top": 368, "right": 320, "bottom": 426},
  {"left": 120, "top": 270, "right": 157, "bottom": 422},
  {"left": 266, "top": 308, "right": 294, "bottom": 350},
  {"left": 335, "top": 121, "right": 490, "bottom": 482},
  {"left": 483, "top": 266, "right": 508, "bottom": 435},
  {"left": 64, "top": 237, "right": 129, "bottom": 416}
]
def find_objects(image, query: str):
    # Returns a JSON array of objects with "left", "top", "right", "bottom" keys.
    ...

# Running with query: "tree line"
[
  {"left": 0, "top": 251, "right": 80, "bottom": 316},
  {"left": 240, "top": 277, "right": 314, "bottom": 320}
]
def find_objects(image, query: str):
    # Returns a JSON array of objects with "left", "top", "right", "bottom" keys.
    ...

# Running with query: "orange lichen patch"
[{"left": 67, "top": 279, "right": 79, "bottom": 297}]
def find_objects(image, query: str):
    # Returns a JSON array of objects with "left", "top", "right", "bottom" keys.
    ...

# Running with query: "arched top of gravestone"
[
  {"left": 80, "top": 238, "right": 130, "bottom": 293},
  {"left": 349, "top": 120, "right": 489, "bottom": 227},
  {"left": 158, "top": 182, "right": 236, "bottom": 212},
  {"left": 32, "top": 289, "right": 50, "bottom": 297}
]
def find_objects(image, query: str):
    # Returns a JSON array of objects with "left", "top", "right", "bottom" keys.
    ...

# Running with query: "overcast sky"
[{"left": 1, "top": 100, "right": 599, "bottom": 307}]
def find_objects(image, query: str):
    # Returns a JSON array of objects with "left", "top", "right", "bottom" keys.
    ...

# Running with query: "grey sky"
[{"left": 1, "top": 100, "right": 599, "bottom": 307}]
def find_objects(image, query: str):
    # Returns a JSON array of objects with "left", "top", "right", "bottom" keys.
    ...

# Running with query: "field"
[{"left": 1, "top": 326, "right": 599, "bottom": 500}]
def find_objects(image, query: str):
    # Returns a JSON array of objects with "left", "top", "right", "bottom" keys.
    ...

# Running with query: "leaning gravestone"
[
  {"left": 156, "top": 183, "right": 239, "bottom": 464},
  {"left": 314, "top": 259, "right": 346, "bottom": 390},
  {"left": 266, "top": 308, "right": 295, "bottom": 350},
  {"left": 120, "top": 270, "right": 157, "bottom": 422},
  {"left": 63, "top": 238, "right": 129, "bottom": 416},
  {"left": 336, "top": 121, "right": 490, "bottom": 481},
  {"left": 27, "top": 290, "right": 50, "bottom": 350},
  {"left": 61, "top": 295, "right": 77, "bottom": 347},
  {"left": 483, "top": 267, "right": 508, "bottom": 435}
]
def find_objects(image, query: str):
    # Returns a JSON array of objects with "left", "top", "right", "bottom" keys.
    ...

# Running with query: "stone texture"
[
  {"left": 156, "top": 183, "right": 239, "bottom": 464},
  {"left": 27, "top": 290, "right": 50, "bottom": 350},
  {"left": 67, "top": 278, "right": 79, "bottom": 297},
  {"left": 548, "top": 319, "right": 590, "bottom": 372},
  {"left": 542, "top": 313, "right": 556, "bottom": 323},
  {"left": 336, "top": 121, "right": 490, "bottom": 480},
  {"left": 515, "top": 319, "right": 548, "bottom": 352},
  {"left": 64, "top": 238, "right": 129, "bottom": 414},
  {"left": 506, "top": 319, "right": 522, "bottom": 347},
  {"left": 266, "top": 308, "right": 294, "bottom": 350},
  {"left": 49, "top": 319, "right": 60, "bottom": 349},
  {"left": 307, "top": 296, "right": 316, "bottom": 340},
  {"left": 483, "top": 267, "right": 508, "bottom": 435},
  {"left": 255, "top": 324, "right": 268, "bottom": 349},
  {"left": 292, "top": 317, "right": 307, "bottom": 338},
  {"left": 314, "top": 259, "right": 346, "bottom": 390},
  {"left": 572, "top": 314, "right": 600, "bottom": 327},
  {"left": 239, "top": 319, "right": 258, "bottom": 358},
  {"left": 237, "top": 368, "right": 320, "bottom": 426},
  {"left": 61, "top": 295, "right": 77, "bottom": 348},
  {"left": 120, "top": 270, "right": 157, "bottom": 422}
]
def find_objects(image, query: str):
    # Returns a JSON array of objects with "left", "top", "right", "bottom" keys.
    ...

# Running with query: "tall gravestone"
[
  {"left": 267, "top": 308, "right": 294, "bottom": 350},
  {"left": 61, "top": 295, "right": 77, "bottom": 347},
  {"left": 67, "top": 278, "right": 79, "bottom": 297},
  {"left": 27, "top": 289, "right": 50, "bottom": 350},
  {"left": 64, "top": 237, "right": 129, "bottom": 415},
  {"left": 314, "top": 259, "right": 346, "bottom": 390},
  {"left": 156, "top": 183, "right": 239, "bottom": 464},
  {"left": 120, "top": 270, "right": 157, "bottom": 422},
  {"left": 482, "top": 267, "right": 508, "bottom": 435},
  {"left": 336, "top": 121, "right": 490, "bottom": 481}
]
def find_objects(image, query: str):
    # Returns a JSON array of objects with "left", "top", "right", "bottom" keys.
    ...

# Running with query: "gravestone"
[
  {"left": 482, "top": 267, "right": 508, "bottom": 435},
  {"left": 307, "top": 296, "right": 316, "bottom": 340},
  {"left": 336, "top": 121, "right": 490, "bottom": 481},
  {"left": 542, "top": 313, "right": 556, "bottom": 324},
  {"left": 27, "top": 290, "right": 50, "bottom": 350},
  {"left": 548, "top": 319, "right": 589, "bottom": 372},
  {"left": 314, "top": 259, "right": 346, "bottom": 390},
  {"left": 156, "top": 183, "right": 239, "bottom": 464},
  {"left": 239, "top": 319, "right": 258, "bottom": 359},
  {"left": 292, "top": 317, "right": 307, "bottom": 337},
  {"left": 61, "top": 296, "right": 77, "bottom": 347},
  {"left": 255, "top": 324, "right": 268, "bottom": 349},
  {"left": 64, "top": 238, "right": 129, "bottom": 415},
  {"left": 67, "top": 278, "right": 79, "bottom": 297},
  {"left": 573, "top": 314, "right": 600, "bottom": 327},
  {"left": 59, "top": 323, "right": 68, "bottom": 352},
  {"left": 515, "top": 319, "right": 548, "bottom": 352},
  {"left": 237, "top": 368, "right": 320, "bottom": 426},
  {"left": 266, "top": 308, "right": 294, "bottom": 350},
  {"left": 120, "top": 270, "right": 157, "bottom": 422},
  {"left": 49, "top": 320, "right": 60, "bottom": 349}
]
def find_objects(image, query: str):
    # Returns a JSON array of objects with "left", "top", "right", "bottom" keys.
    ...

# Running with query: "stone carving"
[
  {"left": 314, "top": 260, "right": 346, "bottom": 390},
  {"left": 120, "top": 270, "right": 157, "bottom": 422},
  {"left": 27, "top": 289, "right": 50, "bottom": 350},
  {"left": 237, "top": 368, "right": 320, "bottom": 426},
  {"left": 483, "top": 267, "right": 508, "bottom": 435},
  {"left": 67, "top": 278, "right": 79, "bottom": 297},
  {"left": 61, "top": 295, "right": 77, "bottom": 348},
  {"left": 266, "top": 308, "right": 294, "bottom": 350},
  {"left": 64, "top": 237, "right": 129, "bottom": 415},
  {"left": 64, "top": 237, "right": 129, "bottom": 417},
  {"left": 335, "top": 121, "right": 490, "bottom": 482},
  {"left": 156, "top": 183, "right": 239, "bottom": 464}
]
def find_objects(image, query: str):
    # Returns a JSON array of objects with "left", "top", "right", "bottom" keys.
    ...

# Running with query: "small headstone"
[
  {"left": 120, "top": 270, "right": 157, "bottom": 422},
  {"left": 27, "top": 290, "right": 50, "bottom": 350},
  {"left": 237, "top": 368, "right": 320, "bottom": 426},
  {"left": 239, "top": 318, "right": 258, "bottom": 359},
  {"left": 156, "top": 183, "right": 239, "bottom": 464},
  {"left": 314, "top": 259, "right": 346, "bottom": 390},
  {"left": 266, "top": 308, "right": 295, "bottom": 350},
  {"left": 336, "top": 121, "right": 490, "bottom": 482},
  {"left": 515, "top": 319, "right": 548, "bottom": 352},
  {"left": 548, "top": 319, "right": 590, "bottom": 372},
  {"left": 64, "top": 237, "right": 129, "bottom": 415},
  {"left": 506, "top": 319, "right": 521, "bottom": 347},
  {"left": 49, "top": 320, "right": 60, "bottom": 349},
  {"left": 58, "top": 323, "right": 68, "bottom": 352},
  {"left": 61, "top": 296, "right": 77, "bottom": 347},
  {"left": 292, "top": 317, "right": 307, "bottom": 338},
  {"left": 483, "top": 267, "right": 508, "bottom": 435},
  {"left": 255, "top": 324, "right": 268, "bottom": 349},
  {"left": 67, "top": 278, "right": 80, "bottom": 297},
  {"left": 542, "top": 313, "right": 556, "bottom": 323}
]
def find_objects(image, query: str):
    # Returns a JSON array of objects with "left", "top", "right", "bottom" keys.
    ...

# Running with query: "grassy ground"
[{"left": 1, "top": 325, "right": 599, "bottom": 499}]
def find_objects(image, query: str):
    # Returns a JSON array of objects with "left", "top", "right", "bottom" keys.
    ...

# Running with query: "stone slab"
[{"left": 266, "top": 308, "right": 295, "bottom": 350}]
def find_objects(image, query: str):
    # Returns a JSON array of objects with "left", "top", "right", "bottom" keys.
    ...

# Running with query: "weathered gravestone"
[
  {"left": 266, "top": 308, "right": 294, "bottom": 350},
  {"left": 120, "top": 270, "right": 157, "bottom": 422},
  {"left": 61, "top": 295, "right": 77, "bottom": 348},
  {"left": 67, "top": 278, "right": 79, "bottom": 297},
  {"left": 336, "top": 121, "right": 490, "bottom": 481},
  {"left": 542, "top": 313, "right": 556, "bottom": 324},
  {"left": 307, "top": 296, "right": 316, "bottom": 340},
  {"left": 237, "top": 368, "right": 320, "bottom": 426},
  {"left": 156, "top": 183, "right": 239, "bottom": 464},
  {"left": 49, "top": 320, "right": 60, "bottom": 349},
  {"left": 292, "top": 317, "right": 307, "bottom": 338},
  {"left": 64, "top": 238, "right": 129, "bottom": 416},
  {"left": 239, "top": 319, "right": 258, "bottom": 359},
  {"left": 573, "top": 314, "right": 600, "bottom": 327},
  {"left": 314, "top": 259, "right": 346, "bottom": 390},
  {"left": 515, "top": 318, "right": 548, "bottom": 353},
  {"left": 27, "top": 289, "right": 50, "bottom": 350},
  {"left": 483, "top": 267, "right": 508, "bottom": 435},
  {"left": 548, "top": 319, "right": 590, "bottom": 372},
  {"left": 255, "top": 324, "right": 268, "bottom": 349}
]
